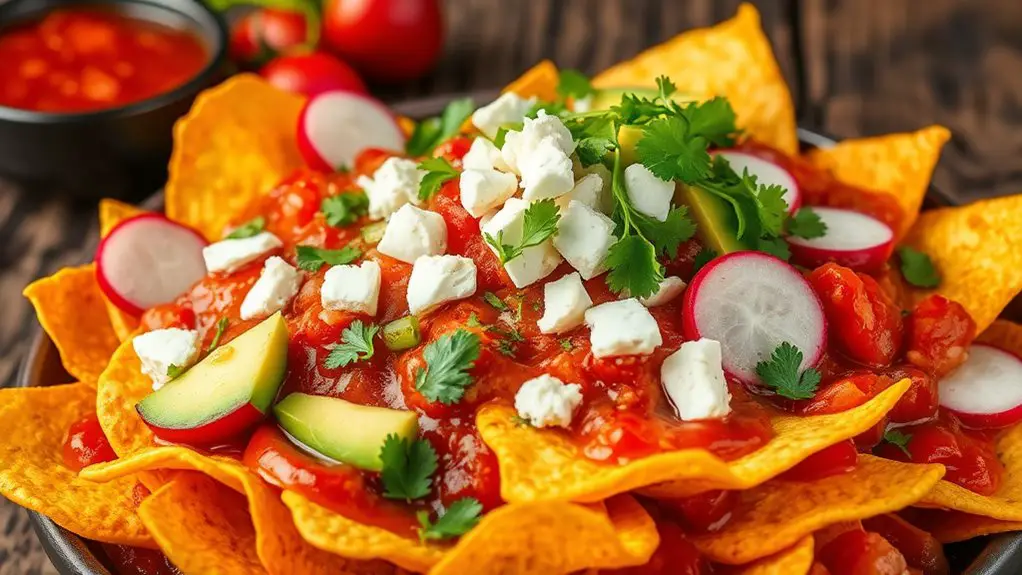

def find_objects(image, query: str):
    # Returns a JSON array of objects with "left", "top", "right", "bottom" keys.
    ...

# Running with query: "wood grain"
[{"left": 2, "top": 0, "right": 1020, "bottom": 570}]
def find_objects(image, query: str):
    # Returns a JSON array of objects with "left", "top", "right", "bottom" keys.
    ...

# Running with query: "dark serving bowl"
[
  {"left": 0, "top": 0, "right": 228, "bottom": 199},
  {"left": 12, "top": 93, "right": 1022, "bottom": 573}
]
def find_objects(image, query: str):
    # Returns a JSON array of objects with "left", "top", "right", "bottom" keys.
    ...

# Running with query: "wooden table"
[{"left": 2, "top": 0, "right": 1020, "bottom": 571}]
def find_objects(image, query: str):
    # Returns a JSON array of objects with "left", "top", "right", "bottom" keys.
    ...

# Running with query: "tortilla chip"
[
  {"left": 690, "top": 456, "right": 944, "bottom": 564},
  {"left": 503, "top": 60, "right": 560, "bottom": 102},
  {"left": 729, "top": 536, "right": 814, "bottom": 575},
  {"left": 0, "top": 384, "right": 151, "bottom": 546},
  {"left": 24, "top": 265, "right": 120, "bottom": 383},
  {"left": 480, "top": 379, "right": 909, "bottom": 503},
  {"left": 96, "top": 337, "right": 156, "bottom": 457},
  {"left": 807, "top": 126, "right": 951, "bottom": 240},
  {"left": 98, "top": 199, "right": 146, "bottom": 341},
  {"left": 166, "top": 74, "right": 305, "bottom": 240},
  {"left": 593, "top": 4, "right": 798, "bottom": 155},
  {"left": 284, "top": 492, "right": 657, "bottom": 574},
  {"left": 902, "top": 196, "right": 1022, "bottom": 336},
  {"left": 906, "top": 509, "right": 1022, "bottom": 544},
  {"left": 82, "top": 447, "right": 398, "bottom": 574}
]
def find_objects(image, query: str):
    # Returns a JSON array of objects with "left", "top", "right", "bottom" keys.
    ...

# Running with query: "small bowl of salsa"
[{"left": 0, "top": 0, "right": 227, "bottom": 197}]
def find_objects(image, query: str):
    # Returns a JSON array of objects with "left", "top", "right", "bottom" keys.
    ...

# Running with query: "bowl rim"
[
  {"left": 11, "top": 92, "right": 1018, "bottom": 574},
  {"left": 0, "top": 0, "right": 228, "bottom": 124}
]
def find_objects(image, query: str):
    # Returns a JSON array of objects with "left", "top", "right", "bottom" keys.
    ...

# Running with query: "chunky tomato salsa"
[{"left": 0, "top": 8, "right": 207, "bottom": 113}]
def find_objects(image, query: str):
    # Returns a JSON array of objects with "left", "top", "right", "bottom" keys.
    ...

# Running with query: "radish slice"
[
  {"left": 298, "top": 90, "right": 405, "bottom": 171},
  {"left": 939, "top": 343, "right": 1022, "bottom": 429},
  {"left": 96, "top": 214, "right": 208, "bottom": 316},
  {"left": 682, "top": 251, "right": 827, "bottom": 384},
  {"left": 715, "top": 150, "right": 801, "bottom": 214},
  {"left": 787, "top": 207, "right": 894, "bottom": 273}
]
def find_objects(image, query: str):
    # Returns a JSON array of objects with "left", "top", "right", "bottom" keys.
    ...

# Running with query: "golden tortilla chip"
[
  {"left": 729, "top": 536, "right": 814, "bottom": 575},
  {"left": 0, "top": 384, "right": 151, "bottom": 546},
  {"left": 98, "top": 199, "right": 146, "bottom": 341},
  {"left": 166, "top": 74, "right": 305, "bottom": 240},
  {"left": 907, "top": 509, "right": 1022, "bottom": 544},
  {"left": 902, "top": 196, "right": 1022, "bottom": 335},
  {"left": 96, "top": 337, "right": 156, "bottom": 457},
  {"left": 593, "top": 4, "right": 798, "bottom": 155},
  {"left": 24, "top": 265, "right": 120, "bottom": 383},
  {"left": 480, "top": 379, "right": 909, "bottom": 503},
  {"left": 690, "top": 456, "right": 944, "bottom": 564},
  {"left": 807, "top": 126, "right": 951, "bottom": 240},
  {"left": 503, "top": 60, "right": 560, "bottom": 102}
]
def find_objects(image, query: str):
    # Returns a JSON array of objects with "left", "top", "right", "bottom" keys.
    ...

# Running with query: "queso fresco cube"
[{"left": 480, "top": 198, "right": 562, "bottom": 289}]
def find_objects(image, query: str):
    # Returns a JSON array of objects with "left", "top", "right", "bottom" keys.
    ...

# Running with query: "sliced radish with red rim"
[
  {"left": 298, "top": 90, "right": 405, "bottom": 171},
  {"left": 682, "top": 251, "right": 827, "bottom": 385},
  {"left": 96, "top": 214, "right": 208, "bottom": 316},
  {"left": 715, "top": 150, "right": 801, "bottom": 214},
  {"left": 787, "top": 207, "right": 894, "bottom": 273},
  {"left": 939, "top": 343, "right": 1022, "bottom": 429}
]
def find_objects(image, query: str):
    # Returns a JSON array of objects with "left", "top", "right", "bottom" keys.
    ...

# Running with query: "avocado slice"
[
  {"left": 274, "top": 393, "right": 418, "bottom": 472},
  {"left": 678, "top": 185, "right": 752, "bottom": 255},
  {"left": 136, "top": 312, "right": 289, "bottom": 444}
]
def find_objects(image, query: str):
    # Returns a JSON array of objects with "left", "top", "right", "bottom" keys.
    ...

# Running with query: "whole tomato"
[
  {"left": 229, "top": 8, "right": 310, "bottom": 67},
  {"left": 260, "top": 52, "right": 368, "bottom": 97},
  {"left": 321, "top": 0, "right": 444, "bottom": 82}
]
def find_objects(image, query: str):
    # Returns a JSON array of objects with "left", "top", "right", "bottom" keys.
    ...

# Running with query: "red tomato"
[
  {"left": 260, "top": 52, "right": 368, "bottom": 97},
  {"left": 801, "top": 372, "right": 893, "bottom": 416},
  {"left": 904, "top": 295, "right": 976, "bottom": 378},
  {"left": 861, "top": 514, "right": 950, "bottom": 575},
  {"left": 229, "top": 8, "right": 309, "bottom": 67},
  {"left": 321, "top": 0, "right": 444, "bottom": 82},
  {"left": 817, "top": 529, "right": 909, "bottom": 575},
  {"left": 423, "top": 422, "right": 503, "bottom": 511},
  {"left": 809, "top": 263, "right": 904, "bottom": 367},
  {"left": 354, "top": 148, "right": 397, "bottom": 176},
  {"left": 882, "top": 366, "right": 938, "bottom": 424},
  {"left": 658, "top": 490, "right": 739, "bottom": 532},
  {"left": 62, "top": 415, "right": 116, "bottom": 471},
  {"left": 433, "top": 136, "right": 473, "bottom": 165},
  {"left": 781, "top": 439, "right": 858, "bottom": 481}
]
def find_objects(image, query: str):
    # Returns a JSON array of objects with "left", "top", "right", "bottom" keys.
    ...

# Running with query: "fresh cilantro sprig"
[
  {"left": 883, "top": 430, "right": 913, "bottom": 457},
  {"left": 483, "top": 199, "right": 561, "bottom": 265},
  {"left": 321, "top": 193, "right": 369, "bottom": 228},
  {"left": 755, "top": 342, "right": 822, "bottom": 400},
  {"left": 379, "top": 434, "right": 438, "bottom": 502},
  {"left": 417, "top": 157, "right": 459, "bottom": 201},
  {"left": 692, "top": 247, "right": 717, "bottom": 274},
  {"left": 415, "top": 330, "right": 481, "bottom": 404},
  {"left": 787, "top": 207, "right": 827, "bottom": 239},
  {"left": 226, "top": 216, "right": 265, "bottom": 239},
  {"left": 557, "top": 69, "right": 595, "bottom": 100},
  {"left": 897, "top": 246, "right": 940, "bottom": 288},
  {"left": 207, "top": 317, "right": 228, "bottom": 353},
  {"left": 325, "top": 321, "right": 379, "bottom": 368},
  {"left": 406, "top": 97, "right": 475, "bottom": 157},
  {"left": 483, "top": 292, "right": 507, "bottom": 311},
  {"left": 417, "top": 497, "right": 483, "bottom": 541},
  {"left": 295, "top": 245, "right": 361, "bottom": 272}
]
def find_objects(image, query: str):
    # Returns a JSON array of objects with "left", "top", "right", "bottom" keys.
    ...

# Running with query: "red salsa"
[
  {"left": 0, "top": 8, "right": 207, "bottom": 113},
  {"left": 62, "top": 414, "right": 116, "bottom": 471}
]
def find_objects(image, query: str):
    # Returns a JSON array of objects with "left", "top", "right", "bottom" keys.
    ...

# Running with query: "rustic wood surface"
[{"left": 2, "top": 0, "right": 1021, "bottom": 571}]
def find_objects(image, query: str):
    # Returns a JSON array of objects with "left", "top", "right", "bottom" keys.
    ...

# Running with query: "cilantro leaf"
[
  {"left": 482, "top": 292, "right": 507, "bottom": 311},
  {"left": 321, "top": 193, "right": 369, "bottom": 228},
  {"left": 415, "top": 330, "right": 481, "bottom": 404},
  {"left": 207, "top": 317, "right": 228, "bottom": 352},
  {"left": 788, "top": 207, "right": 827, "bottom": 239},
  {"left": 295, "top": 245, "right": 361, "bottom": 271},
  {"left": 883, "top": 430, "right": 913, "bottom": 457},
  {"left": 897, "top": 246, "right": 940, "bottom": 288},
  {"left": 325, "top": 320, "right": 379, "bottom": 368},
  {"left": 417, "top": 497, "right": 483, "bottom": 541},
  {"left": 380, "top": 434, "right": 438, "bottom": 501},
  {"left": 692, "top": 247, "right": 717, "bottom": 274},
  {"left": 406, "top": 97, "right": 475, "bottom": 157},
  {"left": 679, "top": 97, "right": 738, "bottom": 147},
  {"left": 656, "top": 76, "right": 677, "bottom": 101},
  {"left": 604, "top": 235, "right": 664, "bottom": 300},
  {"left": 466, "top": 313, "right": 482, "bottom": 328},
  {"left": 166, "top": 364, "right": 185, "bottom": 379},
  {"left": 483, "top": 199, "right": 560, "bottom": 264},
  {"left": 754, "top": 342, "right": 822, "bottom": 400},
  {"left": 633, "top": 206, "right": 697, "bottom": 258},
  {"left": 226, "top": 216, "right": 265, "bottom": 239},
  {"left": 756, "top": 236, "right": 792, "bottom": 261},
  {"left": 557, "top": 69, "right": 595, "bottom": 100},
  {"left": 417, "top": 157, "right": 459, "bottom": 201},
  {"left": 575, "top": 137, "right": 616, "bottom": 167},
  {"left": 754, "top": 183, "right": 789, "bottom": 237},
  {"left": 636, "top": 116, "right": 712, "bottom": 184}
]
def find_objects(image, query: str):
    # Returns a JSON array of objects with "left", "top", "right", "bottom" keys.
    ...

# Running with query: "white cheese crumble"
[
  {"left": 537, "top": 272, "right": 592, "bottom": 335},
  {"left": 518, "top": 137, "right": 575, "bottom": 201},
  {"left": 321, "top": 260, "right": 382, "bottom": 316},
  {"left": 556, "top": 172, "right": 610, "bottom": 215},
  {"left": 584, "top": 298, "right": 663, "bottom": 358},
  {"left": 623, "top": 163, "right": 674, "bottom": 222},
  {"left": 501, "top": 110, "right": 576, "bottom": 175},
  {"left": 514, "top": 374, "right": 583, "bottom": 428},
  {"left": 407, "top": 255, "right": 478, "bottom": 315},
  {"left": 377, "top": 204, "right": 448, "bottom": 264},
  {"left": 480, "top": 198, "right": 562, "bottom": 288},
  {"left": 471, "top": 92, "right": 534, "bottom": 139},
  {"left": 462, "top": 137, "right": 509, "bottom": 172},
  {"left": 553, "top": 200, "right": 616, "bottom": 280},
  {"left": 202, "top": 231, "right": 282, "bottom": 274},
  {"left": 240, "top": 256, "right": 302, "bottom": 320},
  {"left": 132, "top": 328, "right": 200, "bottom": 389},
  {"left": 661, "top": 338, "right": 732, "bottom": 421},
  {"left": 460, "top": 168, "right": 518, "bottom": 218},
  {"left": 639, "top": 276, "right": 686, "bottom": 308},
  {"left": 356, "top": 157, "right": 425, "bottom": 221}
]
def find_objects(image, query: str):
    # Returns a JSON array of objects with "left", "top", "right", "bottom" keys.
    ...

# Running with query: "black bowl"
[
  {"left": 12, "top": 95, "right": 1022, "bottom": 573},
  {"left": 0, "top": 0, "right": 229, "bottom": 199}
]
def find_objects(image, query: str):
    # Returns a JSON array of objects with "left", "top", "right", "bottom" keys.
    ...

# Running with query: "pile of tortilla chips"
[{"left": 5, "top": 3, "right": 1022, "bottom": 574}]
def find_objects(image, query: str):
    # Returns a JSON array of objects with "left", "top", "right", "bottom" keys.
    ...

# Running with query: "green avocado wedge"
[{"left": 274, "top": 393, "right": 419, "bottom": 472}]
